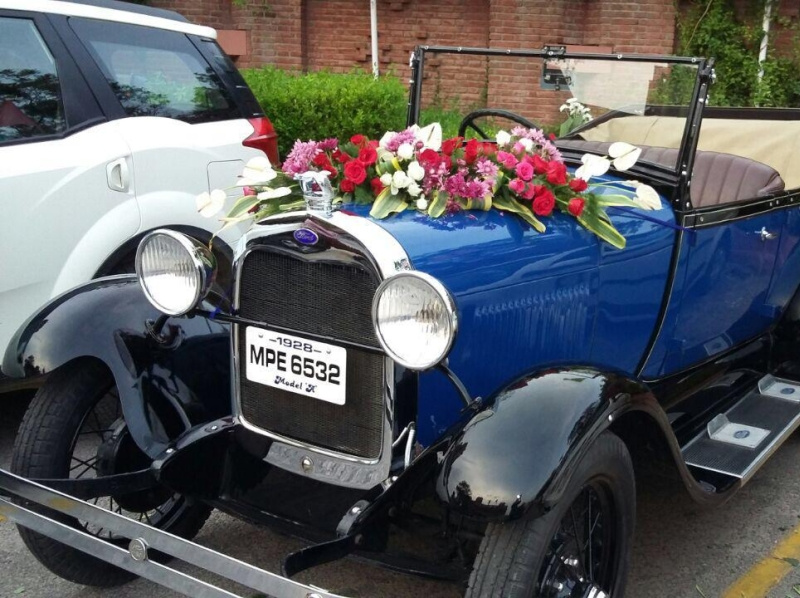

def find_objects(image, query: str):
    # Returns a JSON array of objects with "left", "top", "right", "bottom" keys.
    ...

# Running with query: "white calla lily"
[
  {"left": 575, "top": 153, "right": 611, "bottom": 181},
  {"left": 633, "top": 184, "right": 662, "bottom": 210},
  {"left": 414, "top": 122, "right": 442, "bottom": 151},
  {"left": 257, "top": 187, "right": 292, "bottom": 200},
  {"left": 379, "top": 131, "right": 395, "bottom": 149},
  {"left": 241, "top": 156, "right": 277, "bottom": 184},
  {"left": 196, "top": 188, "right": 226, "bottom": 218},
  {"left": 608, "top": 142, "right": 642, "bottom": 172}
]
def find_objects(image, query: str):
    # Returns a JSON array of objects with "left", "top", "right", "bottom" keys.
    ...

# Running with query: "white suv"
[{"left": 0, "top": 0, "right": 278, "bottom": 389}]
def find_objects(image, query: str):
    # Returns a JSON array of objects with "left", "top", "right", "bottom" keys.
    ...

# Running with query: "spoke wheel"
[
  {"left": 11, "top": 359, "right": 211, "bottom": 587},
  {"left": 465, "top": 432, "right": 634, "bottom": 598}
]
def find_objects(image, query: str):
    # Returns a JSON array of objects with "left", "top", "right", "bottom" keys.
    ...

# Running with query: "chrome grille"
[{"left": 236, "top": 248, "right": 385, "bottom": 459}]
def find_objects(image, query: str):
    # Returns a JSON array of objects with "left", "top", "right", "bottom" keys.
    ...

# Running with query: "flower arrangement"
[
  {"left": 559, "top": 98, "right": 593, "bottom": 137},
  {"left": 199, "top": 122, "right": 660, "bottom": 249}
]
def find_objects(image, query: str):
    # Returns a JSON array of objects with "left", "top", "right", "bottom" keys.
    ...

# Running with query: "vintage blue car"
[{"left": 2, "top": 45, "right": 800, "bottom": 598}]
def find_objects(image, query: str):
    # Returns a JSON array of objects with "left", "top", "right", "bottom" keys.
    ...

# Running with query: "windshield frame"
[{"left": 406, "top": 45, "right": 713, "bottom": 211}]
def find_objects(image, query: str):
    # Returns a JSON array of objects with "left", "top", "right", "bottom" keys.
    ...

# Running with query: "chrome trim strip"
[
  {"left": 0, "top": 469, "right": 347, "bottom": 598},
  {"left": 231, "top": 212, "right": 412, "bottom": 485}
]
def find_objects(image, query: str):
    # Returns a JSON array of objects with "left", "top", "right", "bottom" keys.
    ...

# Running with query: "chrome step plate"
[
  {"left": 758, "top": 374, "right": 800, "bottom": 402},
  {"left": 682, "top": 376, "right": 800, "bottom": 482}
]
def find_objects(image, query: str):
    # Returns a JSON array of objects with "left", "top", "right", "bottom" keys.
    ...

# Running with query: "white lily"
[
  {"left": 496, "top": 130, "right": 511, "bottom": 147},
  {"left": 407, "top": 160, "right": 425, "bottom": 181},
  {"left": 575, "top": 153, "right": 611, "bottom": 181},
  {"left": 196, "top": 189, "right": 226, "bottom": 218},
  {"left": 608, "top": 142, "right": 642, "bottom": 172},
  {"left": 257, "top": 187, "right": 292, "bottom": 200}
]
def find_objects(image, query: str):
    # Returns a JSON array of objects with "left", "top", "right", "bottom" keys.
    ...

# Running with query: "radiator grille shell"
[{"left": 236, "top": 248, "right": 385, "bottom": 459}]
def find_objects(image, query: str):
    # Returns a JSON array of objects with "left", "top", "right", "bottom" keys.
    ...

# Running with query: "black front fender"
[
  {"left": 3, "top": 275, "right": 231, "bottom": 459},
  {"left": 436, "top": 367, "right": 660, "bottom": 521}
]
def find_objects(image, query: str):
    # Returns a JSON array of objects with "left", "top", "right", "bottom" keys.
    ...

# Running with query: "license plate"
[{"left": 245, "top": 327, "right": 347, "bottom": 405}]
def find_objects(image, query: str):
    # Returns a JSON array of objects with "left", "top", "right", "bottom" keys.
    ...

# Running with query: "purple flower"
[
  {"left": 384, "top": 128, "right": 417, "bottom": 152},
  {"left": 317, "top": 138, "right": 339, "bottom": 151},
  {"left": 511, "top": 126, "right": 563, "bottom": 162},
  {"left": 283, "top": 140, "right": 321, "bottom": 176},
  {"left": 475, "top": 157, "right": 499, "bottom": 180}
]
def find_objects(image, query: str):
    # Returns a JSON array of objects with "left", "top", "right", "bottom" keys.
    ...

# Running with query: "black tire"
[
  {"left": 11, "top": 359, "right": 212, "bottom": 587},
  {"left": 466, "top": 432, "right": 635, "bottom": 598}
]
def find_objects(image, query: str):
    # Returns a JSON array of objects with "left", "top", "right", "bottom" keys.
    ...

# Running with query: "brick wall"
[{"left": 149, "top": 0, "right": 677, "bottom": 124}]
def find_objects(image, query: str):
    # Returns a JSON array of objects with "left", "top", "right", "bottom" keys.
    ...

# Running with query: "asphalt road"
[{"left": 4, "top": 392, "right": 800, "bottom": 598}]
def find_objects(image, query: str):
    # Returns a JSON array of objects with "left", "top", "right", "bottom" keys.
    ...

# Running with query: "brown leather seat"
[{"left": 558, "top": 140, "right": 785, "bottom": 208}]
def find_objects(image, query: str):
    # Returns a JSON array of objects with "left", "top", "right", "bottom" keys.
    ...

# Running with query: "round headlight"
[
  {"left": 135, "top": 230, "right": 216, "bottom": 316},
  {"left": 372, "top": 272, "right": 457, "bottom": 371}
]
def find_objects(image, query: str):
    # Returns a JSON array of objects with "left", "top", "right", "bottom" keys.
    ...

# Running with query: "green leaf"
[
  {"left": 369, "top": 188, "right": 407, "bottom": 219},
  {"left": 427, "top": 190, "right": 448, "bottom": 218},
  {"left": 353, "top": 185, "right": 374, "bottom": 205},
  {"left": 14, "top": 587, "right": 25, "bottom": 594},
  {"left": 225, "top": 195, "right": 261, "bottom": 220},
  {"left": 492, "top": 195, "right": 546, "bottom": 232},
  {"left": 577, "top": 210, "right": 627, "bottom": 249},
  {"left": 593, "top": 193, "right": 640, "bottom": 208}
]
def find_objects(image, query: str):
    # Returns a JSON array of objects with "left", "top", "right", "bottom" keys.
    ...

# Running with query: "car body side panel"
[
  {"left": 655, "top": 211, "right": 786, "bottom": 377},
  {"left": 371, "top": 194, "right": 676, "bottom": 446},
  {"left": 2, "top": 276, "right": 231, "bottom": 458}
]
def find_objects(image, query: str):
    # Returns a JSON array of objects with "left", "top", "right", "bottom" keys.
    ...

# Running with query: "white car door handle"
[{"left": 106, "top": 158, "right": 130, "bottom": 192}]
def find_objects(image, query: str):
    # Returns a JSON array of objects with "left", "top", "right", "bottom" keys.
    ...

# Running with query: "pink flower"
[
  {"left": 476, "top": 157, "right": 499, "bottom": 180},
  {"left": 515, "top": 161, "right": 534, "bottom": 182},
  {"left": 509, "top": 178, "right": 525, "bottom": 194},
  {"left": 497, "top": 151, "right": 518, "bottom": 170}
]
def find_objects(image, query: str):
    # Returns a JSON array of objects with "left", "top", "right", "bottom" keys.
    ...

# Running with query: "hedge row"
[{"left": 241, "top": 67, "right": 408, "bottom": 158}]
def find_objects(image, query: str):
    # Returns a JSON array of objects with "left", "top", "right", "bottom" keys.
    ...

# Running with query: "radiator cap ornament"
[{"left": 296, "top": 171, "right": 335, "bottom": 218}]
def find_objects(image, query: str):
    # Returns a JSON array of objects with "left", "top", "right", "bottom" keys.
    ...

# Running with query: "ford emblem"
[{"left": 293, "top": 228, "right": 319, "bottom": 246}]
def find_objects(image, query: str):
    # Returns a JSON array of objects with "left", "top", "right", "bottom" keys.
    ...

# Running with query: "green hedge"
[{"left": 242, "top": 67, "right": 407, "bottom": 158}]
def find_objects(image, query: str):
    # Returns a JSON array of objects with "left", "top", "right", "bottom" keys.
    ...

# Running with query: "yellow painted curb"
[{"left": 723, "top": 525, "right": 800, "bottom": 598}]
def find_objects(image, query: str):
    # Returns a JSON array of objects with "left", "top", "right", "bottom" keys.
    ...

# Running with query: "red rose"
[
  {"left": 343, "top": 160, "right": 367, "bottom": 184},
  {"left": 569, "top": 178, "right": 588, "bottom": 192},
  {"left": 419, "top": 148, "right": 440, "bottom": 168},
  {"left": 368, "top": 139, "right": 379, "bottom": 149},
  {"left": 464, "top": 138, "right": 480, "bottom": 164},
  {"left": 546, "top": 161, "right": 567, "bottom": 185},
  {"left": 324, "top": 165, "right": 338, "bottom": 178},
  {"left": 532, "top": 186, "right": 556, "bottom": 216},
  {"left": 482, "top": 142, "right": 496, "bottom": 156},
  {"left": 548, "top": 132, "right": 557, "bottom": 141},
  {"left": 340, "top": 179, "right": 356, "bottom": 193},
  {"left": 515, "top": 161, "right": 534, "bottom": 182},
  {"left": 370, "top": 177, "right": 384, "bottom": 195},
  {"left": 312, "top": 153, "right": 330, "bottom": 167},
  {"left": 359, "top": 147, "right": 378, "bottom": 165},
  {"left": 532, "top": 154, "right": 549, "bottom": 175},
  {"left": 442, "top": 137, "right": 463, "bottom": 156},
  {"left": 350, "top": 134, "right": 365, "bottom": 146},
  {"left": 568, "top": 197, "right": 586, "bottom": 217},
  {"left": 332, "top": 149, "right": 351, "bottom": 164},
  {"left": 508, "top": 178, "right": 525, "bottom": 194}
]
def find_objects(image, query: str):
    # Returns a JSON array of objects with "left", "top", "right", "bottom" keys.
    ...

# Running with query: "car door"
[{"left": 0, "top": 10, "right": 138, "bottom": 361}]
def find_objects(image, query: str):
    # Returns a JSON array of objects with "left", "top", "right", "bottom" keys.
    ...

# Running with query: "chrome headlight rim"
[
  {"left": 371, "top": 270, "right": 458, "bottom": 371},
  {"left": 135, "top": 229, "right": 215, "bottom": 317}
]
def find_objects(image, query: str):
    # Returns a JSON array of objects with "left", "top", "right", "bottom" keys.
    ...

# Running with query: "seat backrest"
[{"left": 559, "top": 139, "right": 785, "bottom": 207}]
